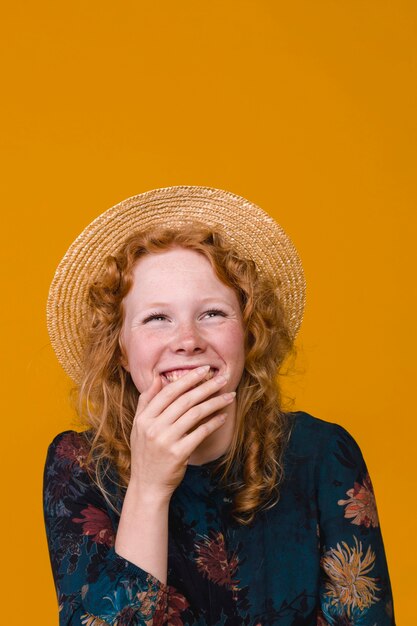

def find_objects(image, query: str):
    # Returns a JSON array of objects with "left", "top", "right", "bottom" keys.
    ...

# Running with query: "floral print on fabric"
[
  {"left": 162, "top": 588, "right": 189, "bottom": 626},
  {"left": 338, "top": 474, "right": 379, "bottom": 528},
  {"left": 44, "top": 413, "right": 395, "bottom": 625},
  {"left": 74, "top": 504, "right": 116, "bottom": 547},
  {"left": 321, "top": 537, "right": 380, "bottom": 619},
  {"left": 195, "top": 531, "right": 240, "bottom": 599},
  {"left": 81, "top": 614, "right": 108, "bottom": 626},
  {"left": 44, "top": 431, "right": 169, "bottom": 625},
  {"left": 316, "top": 611, "right": 331, "bottom": 626}
]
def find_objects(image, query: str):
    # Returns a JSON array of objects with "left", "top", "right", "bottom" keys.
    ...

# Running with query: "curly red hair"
[{"left": 77, "top": 223, "right": 295, "bottom": 524}]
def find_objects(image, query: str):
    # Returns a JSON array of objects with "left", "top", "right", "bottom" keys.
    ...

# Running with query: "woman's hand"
[{"left": 129, "top": 365, "right": 234, "bottom": 502}]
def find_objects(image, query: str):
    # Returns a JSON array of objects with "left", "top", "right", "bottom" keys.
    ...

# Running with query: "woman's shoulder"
[
  {"left": 287, "top": 409, "right": 351, "bottom": 436},
  {"left": 283, "top": 411, "right": 369, "bottom": 498},
  {"left": 48, "top": 429, "right": 90, "bottom": 443},
  {"left": 285, "top": 410, "right": 363, "bottom": 460},
  {"left": 44, "top": 429, "right": 121, "bottom": 499},
  {"left": 47, "top": 429, "right": 92, "bottom": 455},
  {"left": 44, "top": 429, "right": 94, "bottom": 475}
]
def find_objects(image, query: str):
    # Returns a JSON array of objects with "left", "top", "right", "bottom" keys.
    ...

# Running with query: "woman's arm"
[
  {"left": 44, "top": 368, "right": 233, "bottom": 624},
  {"left": 43, "top": 431, "right": 168, "bottom": 626},
  {"left": 114, "top": 366, "right": 233, "bottom": 584},
  {"left": 316, "top": 423, "right": 395, "bottom": 625},
  {"left": 115, "top": 485, "right": 170, "bottom": 585}
]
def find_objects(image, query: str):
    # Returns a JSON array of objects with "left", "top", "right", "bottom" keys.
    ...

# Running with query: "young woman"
[{"left": 44, "top": 186, "right": 395, "bottom": 625}]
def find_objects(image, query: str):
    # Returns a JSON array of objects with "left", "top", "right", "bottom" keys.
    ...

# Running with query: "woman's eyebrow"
[
  {"left": 192, "top": 296, "right": 238, "bottom": 308},
  {"left": 138, "top": 297, "right": 234, "bottom": 309},
  {"left": 137, "top": 301, "right": 170, "bottom": 309}
]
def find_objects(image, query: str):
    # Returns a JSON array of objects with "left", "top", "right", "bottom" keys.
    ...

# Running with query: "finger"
[
  {"left": 159, "top": 373, "right": 231, "bottom": 426},
  {"left": 175, "top": 413, "right": 228, "bottom": 461},
  {"left": 136, "top": 370, "right": 163, "bottom": 413},
  {"left": 170, "top": 392, "right": 236, "bottom": 439},
  {"left": 143, "top": 366, "right": 223, "bottom": 419}
]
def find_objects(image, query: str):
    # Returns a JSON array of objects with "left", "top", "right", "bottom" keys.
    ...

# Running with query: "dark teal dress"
[{"left": 43, "top": 411, "right": 395, "bottom": 625}]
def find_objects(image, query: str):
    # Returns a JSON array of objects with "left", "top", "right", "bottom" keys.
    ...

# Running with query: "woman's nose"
[{"left": 171, "top": 322, "right": 207, "bottom": 354}]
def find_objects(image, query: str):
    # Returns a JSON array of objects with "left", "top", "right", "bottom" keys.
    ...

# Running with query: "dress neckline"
[{"left": 185, "top": 453, "right": 227, "bottom": 476}]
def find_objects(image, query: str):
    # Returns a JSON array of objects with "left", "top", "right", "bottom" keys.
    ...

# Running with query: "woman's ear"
[
  {"left": 118, "top": 338, "right": 130, "bottom": 372},
  {"left": 120, "top": 352, "right": 130, "bottom": 372}
]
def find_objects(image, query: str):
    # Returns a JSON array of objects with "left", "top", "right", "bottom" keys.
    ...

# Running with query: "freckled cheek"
[
  {"left": 219, "top": 328, "right": 245, "bottom": 369},
  {"left": 228, "top": 326, "right": 245, "bottom": 352},
  {"left": 124, "top": 334, "right": 164, "bottom": 390}
]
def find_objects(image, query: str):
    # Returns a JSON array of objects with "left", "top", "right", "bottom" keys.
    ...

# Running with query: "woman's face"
[{"left": 120, "top": 247, "right": 245, "bottom": 396}]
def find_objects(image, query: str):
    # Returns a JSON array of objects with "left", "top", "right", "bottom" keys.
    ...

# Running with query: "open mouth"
[{"left": 161, "top": 367, "right": 218, "bottom": 384}]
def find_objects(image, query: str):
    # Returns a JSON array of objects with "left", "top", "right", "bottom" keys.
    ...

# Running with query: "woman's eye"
[
  {"left": 143, "top": 314, "right": 167, "bottom": 323},
  {"left": 204, "top": 309, "right": 226, "bottom": 319}
]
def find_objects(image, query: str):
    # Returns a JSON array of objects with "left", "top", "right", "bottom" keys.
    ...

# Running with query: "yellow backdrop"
[{"left": 1, "top": 1, "right": 415, "bottom": 623}]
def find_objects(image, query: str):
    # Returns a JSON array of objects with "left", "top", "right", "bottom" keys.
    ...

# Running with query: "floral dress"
[{"left": 43, "top": 411, "right": 395, "bottom": 625}]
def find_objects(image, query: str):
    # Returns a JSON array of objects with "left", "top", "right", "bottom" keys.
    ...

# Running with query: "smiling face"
[{"left": 120, "top": 247, "right": 245, "bottom": 397}]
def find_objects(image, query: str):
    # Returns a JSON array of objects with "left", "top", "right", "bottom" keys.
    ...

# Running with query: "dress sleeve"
[
  {"left": 43, "top": 431, "right": 168, "bottom": 626},
  {"left": 315, "top": 423, "right": 395, "bottom": 625}
]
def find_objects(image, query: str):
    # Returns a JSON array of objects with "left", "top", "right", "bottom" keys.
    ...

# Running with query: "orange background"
[{"left": 1, "top": 1, "right": 416, "bottom": 623}]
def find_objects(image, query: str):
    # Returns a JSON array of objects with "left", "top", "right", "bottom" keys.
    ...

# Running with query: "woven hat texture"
[{"left": 47, "top": 186, "right": 306, "bottom": 382}]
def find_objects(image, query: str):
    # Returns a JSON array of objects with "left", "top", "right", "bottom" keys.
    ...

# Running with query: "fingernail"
[
  {"left": 196, "top": 365, "right": 210, "bottom": 375},
  {"left": 223, "top": 391, "right": 236, "bottom": 400},
  {"left": 214, "top": 374, "right": 229, "bottom": 384}
]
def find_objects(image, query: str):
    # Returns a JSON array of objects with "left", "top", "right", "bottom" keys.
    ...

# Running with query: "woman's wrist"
[
  {"left": 124, "top": 478, "right": 173, "bottom": 508},
  {"left": 115, "top": 482, "right": 170, "bottom": 584}
]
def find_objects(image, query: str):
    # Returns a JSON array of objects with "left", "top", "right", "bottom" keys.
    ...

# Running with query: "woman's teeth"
[{"left": 162, "top": 368, "right": 217, "bottom": 383}]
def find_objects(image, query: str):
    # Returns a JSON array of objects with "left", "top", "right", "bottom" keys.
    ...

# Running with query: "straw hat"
[{"left": 47, "top": 186, "right": 306, "bottom": 382}]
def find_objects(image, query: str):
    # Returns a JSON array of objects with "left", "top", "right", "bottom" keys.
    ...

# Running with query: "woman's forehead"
[
  {"left": 134, "top": 246, "right": 211, "bottom": 270},
  {"left": 127, "top": 248, "right": 238, "bottom": 304}
]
